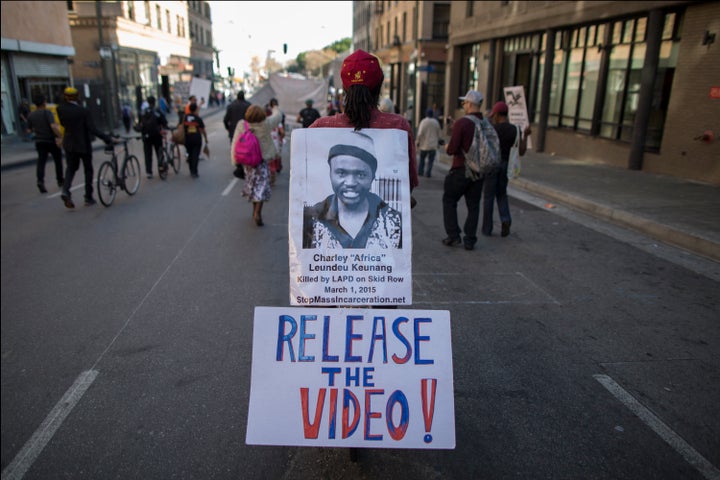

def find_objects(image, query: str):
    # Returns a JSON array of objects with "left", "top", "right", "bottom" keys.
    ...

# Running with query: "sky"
[{"left": 209, "top": 1, "right": 354, "bottom": 75}]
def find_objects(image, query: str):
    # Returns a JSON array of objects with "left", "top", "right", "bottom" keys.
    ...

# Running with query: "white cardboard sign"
[
  {"left": 503, "top": 85, "right": 532, "bottom": 149},
  {"left": 288, "top": 128, "right": 412, "bottom": 306},
  {"left": 246, "top": 307, "right": 455, "bottom": 449}
]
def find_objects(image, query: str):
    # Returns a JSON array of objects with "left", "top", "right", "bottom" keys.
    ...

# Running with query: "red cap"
[
  {"left": 341, "top": 50, "right": 384, "bottom": 90},
  {"left": 489, "top": 101, "right": 508, "bottom": 117}
]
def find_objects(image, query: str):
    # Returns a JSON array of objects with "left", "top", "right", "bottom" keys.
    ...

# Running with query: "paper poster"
[
  {"left": 288, "top": 128, "right": 412, "bottom": 306},
  {"left": 503, "top": 86, "right": 532, "bottom": 149},
  {"left": 246, "top": 307, "right": 455, "bottom": 449}
]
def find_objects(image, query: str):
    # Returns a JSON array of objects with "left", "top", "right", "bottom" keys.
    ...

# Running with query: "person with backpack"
[
  {"left": 26, "top": 94, "right": 64, "bottom": 193},
  {"left": 231, "top": 104, "right": 283, "bottom": 226},
  {"left": 442, "top": 89, "right": 499, "bottom": 250},
  {"left": 140, "top": 96, "right": 168, "bottom": 179}
]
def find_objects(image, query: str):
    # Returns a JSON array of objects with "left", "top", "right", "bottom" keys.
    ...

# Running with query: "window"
[
  {"left": 155, "top": 5, "right": 161, "bottom": 29},
  {"left": 466, "top": 1, "right": 473, "bottom": 18},
  {"left": 127, "top": 1, "right": 134, "bottom": 20},
  {"left": 166, "top": 10, "right": 171, "bottom": 33},
  {"left": 432, "top": 4, "right": 450, "bottom": 39},
  {"left": 144, "top": 1, "right": 150, "bottom": 24},
  {"left": 458, "top": 44, "right": 481, "bottom": 106}
]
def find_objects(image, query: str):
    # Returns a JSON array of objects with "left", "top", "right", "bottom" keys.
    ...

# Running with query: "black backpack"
[{"left": 141, "top": 109, "right": 161, "bottom": 136}]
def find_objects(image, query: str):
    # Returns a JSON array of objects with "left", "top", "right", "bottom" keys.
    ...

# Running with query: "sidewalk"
[{"left": 3, "top": 116, "right": 718, "bottom": 263}]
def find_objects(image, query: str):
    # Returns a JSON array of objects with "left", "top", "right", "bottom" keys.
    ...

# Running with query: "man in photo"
[{"left": 303, "top": 131, "right": 402, "bottom": 249}]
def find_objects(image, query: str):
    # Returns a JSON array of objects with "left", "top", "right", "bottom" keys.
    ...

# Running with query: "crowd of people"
[{"left": 22, "top": 48, "right": 530, "bottom": 244}]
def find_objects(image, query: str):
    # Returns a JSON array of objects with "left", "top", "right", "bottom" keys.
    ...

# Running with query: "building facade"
[
  {"left": 1, "top": 1, "right": 74, "bottom": 140},
  {"left": 357, "top": 0, "right": 451, "bottom": 129},
  {"left": 355, "top": 1, "right": 719, "bottom": 185},
  {"left": 447, "top": 1, "right": 719, "bottom": 184}
]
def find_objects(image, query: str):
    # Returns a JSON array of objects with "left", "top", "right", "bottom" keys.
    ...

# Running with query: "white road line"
[
  {"left": 47, "top": 184, "right": 85, "bottom": 199},
  {"left": 1, "top": 370, "right": 98, "bottom": 480},
  {"left": 222, "top": 178, "right": 238, "bottom": 196},
  {"left": 593, "top": 374, "right": 720, "bottom": 480}
]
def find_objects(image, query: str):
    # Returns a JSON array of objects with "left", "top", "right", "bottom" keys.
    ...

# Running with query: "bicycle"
[
  {"left": 97, "top": 136, "right": 142, "bottom": 207},
  {"left": 159, "top": 129, "right": 182, "bottom": 180}
]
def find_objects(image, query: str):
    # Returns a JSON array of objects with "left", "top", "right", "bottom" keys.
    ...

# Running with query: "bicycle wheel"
[
  {"left": 158, "top": 148, "right": 168, "bottom": 181},
  {"left": 97, "top": 161, "right": 117, "bottom": 207},
  {"left": 122, "top": 155, "right": 142, "bottom": 195},
  {"left": 170, "top": 143, "right": 182, "bottom": 173}
]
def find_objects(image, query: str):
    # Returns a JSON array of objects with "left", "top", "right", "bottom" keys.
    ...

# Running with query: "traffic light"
[{"left": 283, "top": 43, "right": 288, "bottom": 55}]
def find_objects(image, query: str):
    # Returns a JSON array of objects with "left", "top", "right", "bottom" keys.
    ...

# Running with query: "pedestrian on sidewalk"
[
  {"left": 487, "top": 101, "right": 531, "bottom": 237},
  {"left": 26, "top": 95, "right": 64, "bottom": 193},
  {"left": 121, "top": 103, "right": 132, "bottom": 134},
  {"left": 416, "top": 108, "right": 442, "bottom": 178},
  {"left": 442, "top": 89, "right": 497, "bottom": 250},
  {"left": 57, "top": 87, "right": 113, "bottom": 208},
  {"left": 18, "top": 99, "right": 31, "bottom": 141}
]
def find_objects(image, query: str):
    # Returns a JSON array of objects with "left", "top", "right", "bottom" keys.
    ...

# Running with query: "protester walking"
[
  {"left": 416, "top": 108, "right": 443, "bottom": 178},
  {"left": 140, "top": 96, "right": 168, "bottom": 179},
  {"left": 309, "top": 49, "right": 419, "bottom": 193},
  {"left": 296, "top": 99, "right": 320, "bottom": 128},
  {"left": 231, "top": 104, "right": 283, "bottom": 226},
  {"left": 56, "top": 87, "right": 113, "bottom": 208},
  {"left": 26, "top": 95, "right": 64, "bottom": 193},
  {"left": 183, "top": 103, "right": 207, "bottom": 179},
  {"left": 442, "top": 89, "right": 497, "bottom": 250},
  {"left": 267, "top": 98, "right": 285, "bottom": 184},
  {"left": 121, "top": 103, "right": 132, "bottom": 134},
  {"left": 487, "top": 101, "right": 531, "bottom": 237},
  {"left": 223, "top": 90, "right": 251, "bottom": 142}
]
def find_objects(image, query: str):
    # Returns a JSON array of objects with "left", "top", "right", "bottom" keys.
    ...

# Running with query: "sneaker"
[
  {"left": 191, "top": 173, "right": 199, "bottom": 179},
  {"left": 464, "top": 243, "right": 475, "bottom": 251},
  {"left": 61, "top": 193, "right": 75, "bottom": 209},
  {"left": 441, "top": 237, "right": 461, "bottom": 247},
  {"left": 84, "top": 197, "right": 97, "bottom": 206},
  {"left": 147, "top": 174, "right": 153, "bottom": 180},
  {"left": 37, "top": 183, "right": 48, "bottom": 194},
  {"left": 501, "top": 222, "right": 511, "bottom": 237}
]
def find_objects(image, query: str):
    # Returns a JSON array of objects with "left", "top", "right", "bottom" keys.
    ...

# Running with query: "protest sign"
[
  {"left": 288, "top": 128, "right": 412, "bottom": 306},
  {"left": 503, "top": 86, "right": 532, "bottom": 149},
  {"left": 246, "top": 307, "right": 455, "bottom": 449}
]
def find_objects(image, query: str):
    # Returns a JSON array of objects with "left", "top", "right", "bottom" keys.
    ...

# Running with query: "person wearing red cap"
[
  {"left": 487, "top": 101, "right": 531, "bottom": 237},
  {"left": 308, "top": 49, "right": 419, "bottom": 191}
]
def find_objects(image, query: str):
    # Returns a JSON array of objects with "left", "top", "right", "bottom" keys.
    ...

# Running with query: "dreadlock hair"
[{"left": 343, "top": 84, "right": 382, "bottom": 131}]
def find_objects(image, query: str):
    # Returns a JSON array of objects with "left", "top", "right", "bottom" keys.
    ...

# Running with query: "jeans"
[
  {"left": 63, "top": 151, "right": 94, "bottom": 200},
  {"left": 143, "top": 135, "right": 163, "bottom": 175},
  {"left": 35, "top": 141, "right": 64, "bottom": 185},
  {"left": 490, "top": 163, "right": 511, "bottom": 228},
  {"left": 443, "top": 168, "right": 496, "bottom": 247},
  {"left": 418, "top": 149, "right": 436, "bottom": 177}
]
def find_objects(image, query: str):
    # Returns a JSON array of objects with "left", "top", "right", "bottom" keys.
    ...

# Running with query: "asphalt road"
[{"left": 2, "top": 113, "right": 719, "bottom": 480}]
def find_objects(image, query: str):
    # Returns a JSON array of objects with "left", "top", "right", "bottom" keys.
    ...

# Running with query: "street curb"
[{"left": 511, "top": 177, "right": 720, "bottom": 263}]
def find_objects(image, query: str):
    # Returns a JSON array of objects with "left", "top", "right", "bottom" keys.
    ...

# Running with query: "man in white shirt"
[{"left": 416, "top": 108, "right": 442, "bottom": 177}]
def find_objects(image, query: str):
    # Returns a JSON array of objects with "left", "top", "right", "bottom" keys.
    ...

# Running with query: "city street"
[{"left": 2, "top": 112, "right": 719, "bottom": 480}]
